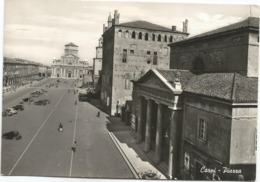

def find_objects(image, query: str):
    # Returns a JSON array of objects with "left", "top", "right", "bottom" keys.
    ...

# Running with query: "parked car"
[
  {"left": 2, "top": 131, "right": 22, "bottom": 140},
  {"left": 42, "top": 99, "right": 51, "bottom": 104},
  {"left": 23, "top": 97, "right": 34, "bottom": 103},
  {"left": 40, "top": 89, "right": 47, "bottom": 93},
  {"left": 4, "top": 108, "right": 18, "bottom": 116},
  {"left": 34, "top": 100, "right": 47, "bottom": 105},
  {"left": 12, "top": 105, "right": 24, "bottom": 111}
]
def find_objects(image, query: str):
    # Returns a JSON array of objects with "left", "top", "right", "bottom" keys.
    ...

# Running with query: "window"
[
  {"left": 147, "top": 51, "right": 151, "bottom": 55},
  {"left": 125, "top": 30, "right": 129, "bottom": 38},
  {"left": 193, "top": 58, "right": 205, "bottom": 72},
  {"left": 184, "top": 153, "right": 190, "bottom": 171},
  {"left": 130, "top": 50, "right": 134, "bottom": 55},
  {"left": 125, "top": 78, "right": 130, "bottom": 90},
  {"left": 198, "top": 118, "right": 207, "bottom": 141},
  {"left": 138, "top": 32, "right": 142, "bottom": 39},
  {"left": 122, "top": 49, "right": 127, "bottom": 63},
  {"left": 145, "top": 33, "right": 149, "bottom": 41},
  {"left": 158, "top": 34, "right": 161, "bottom": 42},
  {"left": 153, "top": 52, "right": 157, "bottom": 65},
  {"left": 132, "top": 31, "right": 136, "bottom": 39},
  {"left": 152, "top": 34, "right": 155, "bottom": 41},
  {"left": 118, "top": 30, "right": 122, "bottom": 38},
  {"left": 164, "top": 35, "right": 167, "bottom": 42},
  {"left": 169, "top": 36, "right": 173, "bottom": 43}
]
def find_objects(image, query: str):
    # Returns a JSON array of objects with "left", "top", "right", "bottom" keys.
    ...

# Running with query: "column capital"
[{"left": 168, "top": 104, "right": 183, "bottom": 111}]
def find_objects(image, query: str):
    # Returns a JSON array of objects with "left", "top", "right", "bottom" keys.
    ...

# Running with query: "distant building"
[
  {"left": 132, "top": 17, "right": 258, "bottom": 180},
  {"left": 101, "top": 10, "right": 189, "bottom": 115},
  {"left": 51, "top": 43, "right": 90, "bottom": 79},
  {"left": 93, "top": 37, "right": 103, "bottom": 89},
  {"left": 3, "top": 57, "right": 43, "bottom": 93},
  {"left": 38, "top": 64, "right": 49, "bottom": 78},
  {"left": 82, "top": 68, "right": 94, "bottom": 88}
]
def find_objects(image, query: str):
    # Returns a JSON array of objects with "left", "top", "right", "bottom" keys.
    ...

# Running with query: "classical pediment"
[{"left": 138, "top": 70, "right": 169, "bottom": 90}]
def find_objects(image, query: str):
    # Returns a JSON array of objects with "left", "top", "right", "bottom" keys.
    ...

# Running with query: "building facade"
[
  {"left": 132, "top": 17, "right": 258, "bottom": 180},
  {"left": 3, "top": 57, "right": 42, "bottom": 93},
  {"left": 93, "top": 37, "right": 103, "bottom": 89},
  {"left": 101, "top": 10, "right": 189, "bottom": 115},
  {"left": 51, "top": 43, "right": 90, "bottom": 79},
  {"left": 170, "top": 17, "right": 259, "bottom": 77}
]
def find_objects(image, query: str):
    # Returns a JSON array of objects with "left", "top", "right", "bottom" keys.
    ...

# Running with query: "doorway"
[
  {"left": 195, "top": 161, "right": 204, "bottom": 180},
  {"left": 68, "top": 73, "right": 71, "bottom": 78}
]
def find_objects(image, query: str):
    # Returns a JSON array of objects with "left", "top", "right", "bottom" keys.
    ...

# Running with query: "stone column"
[
  {"left": 155, "top": 102, "right": 163, "bottom": 163},
  {"left": 145, "top": 99, "right": 152, "bottom": 152},
  {"left": 168, "top": 106, "right": 181, "bottom": 179},
  {"left": 136, "top": 96, "right": 143, "bottom": 143}
]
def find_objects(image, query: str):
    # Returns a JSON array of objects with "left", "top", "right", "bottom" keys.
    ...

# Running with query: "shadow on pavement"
[
  {"left": 105, "top": 116, "right": 153, "bottom": 164},
  {"left": 106, "top": 116, "right": 131, "bottom": 132}
]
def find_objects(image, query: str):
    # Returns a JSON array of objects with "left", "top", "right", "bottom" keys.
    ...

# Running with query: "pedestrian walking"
[{"left": 71, "top": 141, "right": 77, "bottom": 152}]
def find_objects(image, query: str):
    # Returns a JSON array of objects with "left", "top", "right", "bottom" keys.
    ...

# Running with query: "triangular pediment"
[{"left": 137, "top": 70, "right": 171, "bottom": 91}]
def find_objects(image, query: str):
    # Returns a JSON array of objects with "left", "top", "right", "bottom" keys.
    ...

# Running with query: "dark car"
[
  {"left": 12, "top": 105, "right": 24, "bottom": 111},
  {"left": 42, "top": 99, "right": 51, "bottom": 104},
  {"left": 23, "top": 97, "right": 34, "bottom": 102},
  {"left": 2, "top": 131, "right": 22, "bottom": 140},
  {"left": 34, "top": 100, "right": 47, "bottom": 105}
]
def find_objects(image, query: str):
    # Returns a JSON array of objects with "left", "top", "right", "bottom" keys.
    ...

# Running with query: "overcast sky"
[{"left": 3, "top": 0, "right": 260, "bottom": 66}]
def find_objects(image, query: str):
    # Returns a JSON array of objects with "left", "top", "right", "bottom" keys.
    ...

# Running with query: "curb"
[{"left": 108, "top": 132, "right": 140, "bottom": 179}]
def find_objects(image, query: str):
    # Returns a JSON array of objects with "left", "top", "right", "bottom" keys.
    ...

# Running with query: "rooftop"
[
  {"left": 155, "top": 69, "right": 258, "bottom": 103},
  {"left": 65, "top": 42, "right": 78, "bottom": 47},
  {"left": 118, "top": 20, "right": 186, "bottom": 34},
  {"left": 169, "top": 16, "right": 259, "bottom": 45}
]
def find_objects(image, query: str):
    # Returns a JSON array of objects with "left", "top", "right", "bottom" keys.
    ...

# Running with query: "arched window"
[
  {"left": 132, "top": 31, "right": 136, "bottom": 39},
  {"left": 125, "top": 30, "right": 129, "bottom": 38},
  {"left": 158, "top": 34, "right": 161, "bottom": 42},
  {"left": 118, "top": 30, "right": 122, "bottom": 38},
  {"left": 192, "top": 57, "right": 205, "bottom": 72},
  {"left": 164, "top": 35, "right": 167, "bottom": 42},
  {"left": 169, "top": 36, "right": 173, "bottom": 43},
  {"left": 138, "top": 32, "right": 142, "bottom": 39},
  {"left": 152, "top": 34, "right": 155, "bottom": 41},
  {"left": 145, "top": 33, "right": 149, "bottom": 41}
]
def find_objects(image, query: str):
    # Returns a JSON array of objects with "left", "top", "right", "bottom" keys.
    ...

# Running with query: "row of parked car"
[
  {"left": 2, "top": 105, "right": 24, "bottom": 116},
  {"left": 3, "top": 89, "right": 49, "bottom": 117}
]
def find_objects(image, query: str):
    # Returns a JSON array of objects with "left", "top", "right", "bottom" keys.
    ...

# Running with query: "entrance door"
[
  {"left": 57, "top": 74, "right": 59, "bottom": 77},
  {"left": 195, "top": 161, "right": 204, "bottom": 180},
  {"left": 68, "top": 73, "right": 71, "bottom": 78}
]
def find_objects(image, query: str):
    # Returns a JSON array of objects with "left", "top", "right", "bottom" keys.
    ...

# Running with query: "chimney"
[
  {"left": 114, "top": 10, "right": 120, "bottom": 25},
  {"left": 183, "top": 19, "right": 188, "bottom": 33},
  {"left": 173, "top": 70, "right": 182, "bottom": 90},
  {"left": 172, "top": 26, "right": 177, "bottom": 31},
  {"left": 108, "top": 13, "right": 112, "bottom": 28}
]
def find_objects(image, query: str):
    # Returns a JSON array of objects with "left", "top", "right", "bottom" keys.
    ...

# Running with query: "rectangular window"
[
  {"left": 147, "top": 51, "right": 151, "bottom": 55},
  {"left": 122, "top": 49, "right": 127, "bottom": 63},
  {"left": 125, "top": 78, "right": 130, "bottom": 90},
  {"left": 130, "top": 50, "right": 134, "bottom": 55},
  {"left": 153, "top": 52, "right": 158, "bottom": 65},
  {"left": 198, "top": 118, "right": 207, "bottom": 141}
]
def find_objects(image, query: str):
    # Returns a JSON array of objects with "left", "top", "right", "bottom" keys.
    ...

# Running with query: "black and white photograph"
[{"left": 1, "top": 0, "right": 260, "bottom": 181}]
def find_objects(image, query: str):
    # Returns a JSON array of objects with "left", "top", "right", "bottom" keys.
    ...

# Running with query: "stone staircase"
[{"left": 137, "top": 142, "right": 170, "bottom": 179}]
